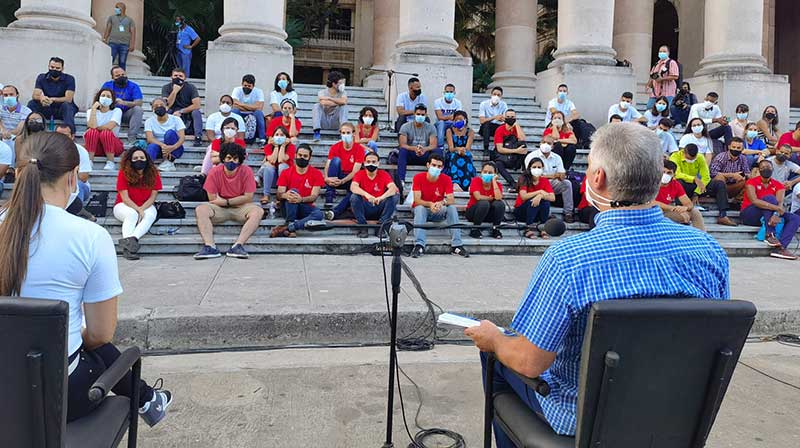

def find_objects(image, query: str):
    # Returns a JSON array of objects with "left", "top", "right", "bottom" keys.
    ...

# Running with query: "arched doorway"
[
  {"left": 775, "top": 0, "right": 800, "bottom": 107},
  {"left": 651, "top": 0, "right": 679, "bottom": 65}
]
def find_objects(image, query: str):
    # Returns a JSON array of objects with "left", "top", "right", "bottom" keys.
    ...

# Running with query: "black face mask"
[
  {"left": 172, "top": 78, "right": 184, "bottom": 86},
  {"left": 729, "top": 150, "right": 742, "bottom": 158},
  {"left": 48, "top": 69, "right": 61, "bottom": 79},
  {"left": 27, "top": 121, "right": 45, "bottom": 133},
  {"left": 760, "top": 169, "right": 773, "bottom": 179},
  {"left": 114, "top": 76, "right": 128, "bottom": 87},
  {"left": 505, "top": 118, "right": 516, "bottom": 127},
  {"left": 295, "top": 157, "right": 309, "bottom": 168},
  {"left": 777, "top": 154, "right": 788, "bottom": 163},
  {"left": 242, "top": 87, "right": 253, "bottom": 95},
  {"left": 365, "top": 164, "right": 378, "bottom": 172},
  {"left": 766, "top": 112, "right": 776, "bottom": 120},
  {"left": 131, "top": 160, "right": 148, "bottom": 171},
  {"left": 412, "top": 89, "right": 422, "bottom": 96},
  {"left": 154, "top": 106, "right": 167, "bottom": 117}
]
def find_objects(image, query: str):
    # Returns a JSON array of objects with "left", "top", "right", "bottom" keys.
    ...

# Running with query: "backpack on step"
[{"left": 173, "top": 174, "right": 208, "bottom": 202}]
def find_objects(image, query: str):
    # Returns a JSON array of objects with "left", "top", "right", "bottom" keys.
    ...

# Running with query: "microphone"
[{"left": 543, "top": 218, "right": 567, "bottom": 237}]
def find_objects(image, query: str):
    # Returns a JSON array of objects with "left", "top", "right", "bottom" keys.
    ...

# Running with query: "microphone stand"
[{"left": 361, "top": 67, "right": 419, "bottom": 132}]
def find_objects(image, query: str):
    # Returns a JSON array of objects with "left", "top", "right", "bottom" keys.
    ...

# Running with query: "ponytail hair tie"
[{"left": 29, "top": 158, "right": 42, "bottom": 169}]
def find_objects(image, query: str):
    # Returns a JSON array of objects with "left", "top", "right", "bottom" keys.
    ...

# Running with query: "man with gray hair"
[{"left": 466, "top": 123, "right": 730, "bottom": 443}]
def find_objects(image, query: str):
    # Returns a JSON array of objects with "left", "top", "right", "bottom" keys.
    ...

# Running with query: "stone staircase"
[{"left": 4, "top": 75, "right": 790, "bottom": 257}]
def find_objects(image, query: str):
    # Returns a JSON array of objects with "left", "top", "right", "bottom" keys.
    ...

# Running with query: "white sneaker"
[
  {"left": 158, "top": 160, "right": 176, "bottom": 172},
  {"left": 193, "top": 165, "right": 202, "bottom": 172},
  {"left": 103, "top": 161, "right": 115, "bottom": 171}
]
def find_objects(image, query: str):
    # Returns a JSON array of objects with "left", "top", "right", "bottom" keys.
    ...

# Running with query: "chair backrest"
[
  {"left": 0, "top": 297, "right": 69, "bottom": 448},
  {"left": 574, "top": 299, "right": 756, "bottom": 448}
]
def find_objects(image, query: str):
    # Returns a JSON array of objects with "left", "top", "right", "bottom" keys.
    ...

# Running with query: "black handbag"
[
  {"left": 173, "top": 174, "right": 208, "bottom": 202},
  {"left": 84, "top": 192, "right": 109, "bottom": 217},
  {"left": 155, "top": 201, "right": 186, "bottom": 221}
]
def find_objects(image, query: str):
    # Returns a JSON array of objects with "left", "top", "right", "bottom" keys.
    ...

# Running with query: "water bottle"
[
  {"left": 48, "top": 115, "right": 56, "bottom": 132},
  {"left": 268, "top": 202, "right": 276, "bottom": 220}
]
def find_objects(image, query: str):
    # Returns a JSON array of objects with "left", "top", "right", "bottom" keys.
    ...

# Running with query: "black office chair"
[
  {"left": 484, "top": 298, "right": 757, "bottom": 448},
  {"left": 0, "top": 297, "right": 142, "bottom": 448}
]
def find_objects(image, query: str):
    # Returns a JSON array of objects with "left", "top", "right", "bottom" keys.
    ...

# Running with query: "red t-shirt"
[
  {"left": 115, "top": 170, "right": 162, "bottom": 206},
  {"left": 494, "top": 124, "right": 522, "bottom": 145},
  {"left": 655, "top": 179, "right": 685, "bottom": 205},
  {"left": 211, "top": 138, "right": 246, "bottom": 152},
  {"left": 352, "top": 169, "right": 394, "bottom": 196},
  {"left": 466, "top": 176, "right": 503, "bottom": 209},
  {"left": 741, "top": 177, "right": 785, "bottom": 210},
  {"left": 263, "top": 143, "right": 296, "bottom": 168},
  {"left": 412, "top": 172, "right": 454, "bottom": 207},
  {"left": 328, "top": 142, "right": 366, "bottom": 174},
  {"left": 542, "top": 127, "right": 574, "bottom": 140},
  {"left": 515, "top": 177, "right": 553, "bottom": 207},
  {"left": 577, "top": 178, "right": 589, "bottom": 210},
  {"left": 203, "top": 163, "right": 257, "bottom": 199},
  {"left": 277, "top": 166, "right": 325, "bottom": 205},
  {"left": 357, "top": 124, "right": 378, "bottom": 141},
  {"left": 267, "top": 116, "right": 302, "bottom": 138}
]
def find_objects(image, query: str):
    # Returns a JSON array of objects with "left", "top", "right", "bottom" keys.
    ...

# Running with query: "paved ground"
[
  {"left": 116, "top": 255, "right": 800, "bottom": 351},
  {"left": 130, "top": 342, "right": 800, "bottom": 447}
]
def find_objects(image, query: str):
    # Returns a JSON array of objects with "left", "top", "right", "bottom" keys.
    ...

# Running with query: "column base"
[
  {"left": 388, "top": 51, "right": 473, "bottom": 123},
  {"left": 489, "top": 71, "right": 536, "bottom": 98},
  {"left": 687, "top": 72, "right": 790, "bottom": 129},
  {"left": 537, "top": 63, "right": 635, "bottom": 128},
  {"left": 204, "top": 39, "right": 293, "bottom": 117},
  {"left": 124, "top": 49, "right": 151, "bottom": 76},
  {"left": 0, "top": 27, "right": 109, "bottom": 111}
]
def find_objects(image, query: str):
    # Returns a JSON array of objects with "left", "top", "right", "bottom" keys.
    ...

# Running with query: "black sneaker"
[
  {"left": 491, "top": 227, "right": 503, "bottom": 239},
  {"left": 194, "top": 136, "right": 203, "bottom": 146},
  {"left": 226, "top": 243, "right": 249, "bottom": 259},
  {"left": 411, "top": 245, "right": 424, "bottom": 258},
  {"left": 451, "top": 246, "right": 470, "bottom": 258},
  {"left": 357, "top": 229, "right": 369, "bottom": 238},
  {"left": 469, "top": 229, "right": 482, "bottom": 239}
]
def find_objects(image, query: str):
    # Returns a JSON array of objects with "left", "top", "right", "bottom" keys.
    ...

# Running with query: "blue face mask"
[
  {"left": 746, "top": 130, "right": 758, "bottom": 139},
  {"left": 175, "top": 21, "right": 182, "bottom": 27},
  {"left": 658, "top": 52, "right": 669, "bottom": 60},
  {"left": 557, "top": 91, "right": 567, "bottom": 101},
  {"left": 273, "top": 135, "right": 286, "bottom": 146},
  {"left": 414, "top": 115, "right": 426, "bottom": 124},
  {"left": 736, "top": 112, "right": 748, "bottom": 120},
  {"left": 428, "top": 166, "right": 441, "bottom": 178},
  {"left": 443, "top": 92, "right": 455, "bottom": 102},
  {"left": 224, "top": 161, "right": 239, "bottom": 172},
  {"left": 453, "top": 120, "right": 465, "bottom": 129},
  {"left": 656, "top": 103, "right": 667, "bottom": 112},
  {"left": 3, "top": 96, "right": 17, "bottom": 108},
  {"left": 277, "top": 79, "right": 289, "bottom": 90},
  {"left": 341, "top": 133, "right": 353, "bottom": 144},
  {"left": 114, "top": 7, "right": 122, "bottom": 15},
  {"left": 481, "top": 173, "right": 494, "bottom": 183}
]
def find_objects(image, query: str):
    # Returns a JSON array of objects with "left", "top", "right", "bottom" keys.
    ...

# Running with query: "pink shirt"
[{"left": 649, "top": 59, "right": 679, "bottom": 98}]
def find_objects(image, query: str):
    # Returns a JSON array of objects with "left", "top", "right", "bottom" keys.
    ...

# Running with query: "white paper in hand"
[{"left": 437, "top": 313, "right": 510, "bottom": 334}]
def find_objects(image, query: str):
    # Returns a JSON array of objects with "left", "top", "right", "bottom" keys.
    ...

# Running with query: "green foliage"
[
  {"left": 284, "top": 18, "right": 305, "bottom": 52},
  {"left": 0, "top": 1, "right": 17, "bottom": 28},
  {"left": 286, "top": 0, "right": 343, "bottom": 40},
  {"left": 473, "top": 60, "right": 495, "bottom": 93},
  {"left": 455, "top": 0, "right": 496, "bottom": 63}
]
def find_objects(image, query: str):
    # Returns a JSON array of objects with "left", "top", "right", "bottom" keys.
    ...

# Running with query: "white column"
[
  {"left": 205, "top": 0, "right": 294, "bottom": 116},
  {"left": 389, "top": 0, "right": 472, "bottom": 120},
  {"left": 91, "top": 0, "right": 150, "bottom": 75},
  {"left": 364, "top": 0, "right": 399, "bottom": 88},
  {"left": 549, "top": 0, "right": 617, "bottom": 67},
  {"left": 11, "top": 0, "right": 97, "bottom": 33},
  {"left": 695, "top": 0, "right": 771, "bottom": 76},
  {"left": 490, "top": 0, "right": 537, "bottom": 97},
  {"left": 613, "top": 0, "right": 654, "bottom": 90}
]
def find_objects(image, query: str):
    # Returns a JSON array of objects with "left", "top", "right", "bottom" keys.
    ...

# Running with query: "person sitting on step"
[
  {"left": 160, "top": 68, "right": 203, "bottom": 145},
  {"left": 113, "top": 148, "right": 161, "bottom": 260},
  {"left": 742, "top": 121, "right": 769, "bottom": 167},
  {"left": 144, "top": 97, "right": 186, "bottom": 172},
  {"left": 478, "top": 86, "right": 508, "bottom": 153},
  {"left": 27, "top": 57, "right": 78, "bottom": 133},
  {"left": 202, "top": 117, "right": 246, "bottom": 175},
  {"left": 542, "top": 110, "right": 578, "bottom": 171},
  {"left": 350, "top": 151, "right": 400, "bottom": 238},
  {"left": 465, "top": 161, "right": 504, "bottom": 240},
  {"left": 84, "top": 88, "right": 124, "bottom": 171},
  {"left": 514, "top": 157, "right": 555, "bottom": 239},
  {"left": 680, "top": 117, "right": 715, "bottom": 165},
  {"left": 493, "top": 109, "right": 527, "bottom": 187},
  {"left": 607, "top": 91, "right": 646, "bottom": 124},
  {"left": 267, "top": 99, "right": 301, "bottom": 146},
  {"left": 269, "top": 72, "right": 298, "bottom": 118},
  {"left": 324, "top": 122, "right": 366, "bottom": 219},
  {"left": 271, "top": 144, "right": 325, "bottom": 238},
  {"left": 205, "top": 94, "right": 245, "bottom": 142},
  {"left": 355, "top": 106, "right": 380, "bottom": 152},
  {"left": 655, "top": 159, "right": 705, "bottom": 230},
  {"left": 689, "top": 91, "right": 733, "bottom": 152},
  {"left": 101, "top": 66, "right": 144, "bottom": 145},
  {"left": 434, "top": 83, "right": 463, "bottom": 151},
  {"left": 669, "top": 143, "right": 737, "bottom": 227},
  {"left": 258, "top": 125, "right": 295, "bottom": 205},
  {"left": 231, "top": 74, "right": 266, "bottom": 144},
  {"left": 194, "top": 142, "right": 261, "bottom": 260},
  {"left": 55, "top": 125, "right": 95, "bottom": 222},
  {"left": 526, "top": 135, "right": 574, "bottom": 223},
  {"left": 312, "top": 71, "right": 348, "bottom": 141},
  {"left": 655, "top": 118, "right": 678, "bottom": 155},
  {"left": 397, "top": 104, "right": 439, "bottom": 194},
  {"left": 445, "top": 110, "right": 477, "bottom": 192},
  {"left": 395, "top": 77, "right": 428, "bottom": 133},
  {"left": 709, "top": 137, "right": 750, "bottom": 203}
]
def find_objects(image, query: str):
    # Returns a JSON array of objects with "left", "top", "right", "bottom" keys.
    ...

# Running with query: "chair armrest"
[
  {"left": 88, "top": 346, "right": 141, "bottom": 403},
  {"left": 511, "top": 370, "right": 551, "bottom": 397}
]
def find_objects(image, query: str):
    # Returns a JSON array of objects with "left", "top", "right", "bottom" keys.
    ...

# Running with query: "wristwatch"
[{"left": 226, "top": 199, "right": 230, "bottom": 207}]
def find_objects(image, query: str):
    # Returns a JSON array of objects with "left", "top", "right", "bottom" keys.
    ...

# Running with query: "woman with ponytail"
[{"left": 0, "top": 132, "right": 172, "bottom": 426}]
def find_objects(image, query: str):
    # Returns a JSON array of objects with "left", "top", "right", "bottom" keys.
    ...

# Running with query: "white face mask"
[
  {"left": 552, "top": 118, "right": 563, "bottom": 127},
  {"left": 661, "top": 173, "right": 673, "bottom": 184},
  {"left": 223, "top": 128, "right": 237, "bottom": 139},
  {"left": 67, "top": 170, "right": 79, "bottom": 207},
  {"left": 362, "top": 116, "right": 374, "bottom": 125},
  {"left": 585, "top": 180, "right": 613, "bottom": 210},
  {"left": 219, "top": 103, "right": 232, "bottom": 114},
  {"left": 539, "top": 143, "right": 552, "bottom": 154},
  {"left": 99, "top": 96, "right": 113, "bottom": 107},
  {"left": 692, "top": 125, "right": 704, "bottom": 135},
  {"left": 530, "top": 168, "right": 544, "bottom": 177},
  {"left": 337, "top": 82, "right": 346, "bottom": 93},
  {"left": 704, "top": 101, "right": 714, "bottom": 109},
  {"left": 490, "top": 95, "right": 500, "bottom": 105},
  {"left": 655, "top": 128, "right": 665, "bottom": 136},
  {"left": 619, "top": 101, "right": 629, "bottom": 110}
]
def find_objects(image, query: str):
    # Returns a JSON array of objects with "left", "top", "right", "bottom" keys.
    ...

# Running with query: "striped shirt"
[
  {"left": 510, "top": 207, "right": 729, "bottom": 435},
  {"left": 709, "top": 152, "right": 751, "bottom": 179}
]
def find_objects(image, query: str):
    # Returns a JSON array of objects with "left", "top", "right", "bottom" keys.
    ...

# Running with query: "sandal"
[
  {"left": 539, "top": 231, "right": 550, "bottom": 240},
  {"left": 260, "top": 195, "right": 271, "bottom": 205},
  {"left": 524, "top": 230, "right": 537, "bottom": 239}
]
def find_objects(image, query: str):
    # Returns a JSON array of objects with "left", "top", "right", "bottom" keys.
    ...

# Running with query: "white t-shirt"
[
  {"left": 433, "top": 97, "right": 463, "bottom": 120},
  {"left": 607, "top": 103, "right": 642, "bottom": 122},
  {"left": 76, "top": 143, "right": 92, "bottom": 174},
  {"left": 526, "top": 150, "right": 565, "bottom": 175},
  {"left": 679, "top": 134, "right": 712, "bottom": 154},
  {"left": 689, "top": 103, "right": 723, "bottom": 124},
  {"left": 0, "top": 140, "right": 11, "bottom": 165},
  {"left": 205, "top": 112, "right": 245, "bottom": 138},
  {"left": 89, "top": 107, "right": 123, "bottom": 136},
  {"left": 144, "top": 115, "right": 186, "bottom": 140},
  {"left": 767, "top": 156, "right": 800, "bottom": 183},
  {"left": 17, "top": 205, "right": 123, "bottom": 356},
  {"left": 644, "top": 110, "right": 666, "bottom": 129},
  {"left": 545, "top": 98, "right": 576, "bottom": 124},
  {"left": 269, "top": 90, "right": 299, "bottom": 108},
  {"left": 791, "top": 183, "right": 800, "bottom": 214},
  {"left": 658, "top": 131, "right": 678, "bottom": 155},
  {"left": 231, "top": 86, "right": 266, "bottom": 105}
]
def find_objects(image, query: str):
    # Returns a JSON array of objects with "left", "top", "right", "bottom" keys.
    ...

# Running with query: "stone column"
[
  {"left": 0, "top": 0, "right": 110, "bottom": 109},
  {"left": 537, "top": 0, "right": 635, "bottom": 127},
  {"left": 688, "top": 0, "right": 789, "bottom": 127},
  {"left": 204, "top": 0, "right": 294, "bottom": 116},
  {"left": 388, "top": 0, "right": 472, "bottom": 120},
  {"left": 489, "top": 0, "right": 537, "bottom": 97},
  {"left": 91, "top": 0, "right": 150, "bottom": 75},
  {"left": 612, "top": 0, "right": 654, "bottom": 93},
  {"left": 364, "top": 0, "right": 399, "bottom": 88}
]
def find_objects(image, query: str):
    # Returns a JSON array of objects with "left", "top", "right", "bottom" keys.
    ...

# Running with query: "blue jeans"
[
  {"left": 146, "top": 129, "right": 184, "bottom": 161},
  {"left": 435, "top": 120, "right": 453, "bottom": 149},
  {"left": 350, "top": 194, "right": 399, "bottom": 224},
  {"left": 27, "top": 100, "right": 78, "bottom": 133},
  {"left": 397, "top": 148, "right": 444, "bottom": 186},
  {"left": 671, "top": 105, "right": 690, "bottom": 126},
  {"left": 109, "top": 43, "right": 129, "bottom": 69},
  {"left": 514, "top": 200, "right": 551, "bottom": 226},
  {"left": 284, "top": 201, "right": 323, "bottom": 231},
  {"left": 178, "top": 51, "right": 192, "bottom": 78},
  {"left": 78, "top": 181, "right": 91, "bottom": 205},
  {"left": 234, "top": 109, "right": 266, "bottom": 140},
  {"left": 366, "top": 141, "right": 379, "bottom": 152},
  {"left": 646, "top": 95, "right": 674, "bottom": 110},
  {"left": 325, "top": 157, "right": 353, "bottom": 217},
  {"left": 740, "top": 195, "right": 800, "bottom": 249},
  {"left": 480, "top": 352, "right": 548, "bottom": 448},
  {"left": 259, "top": 163, "right": 289, "bottom": 196},
  {"left": 413, "top": 204, "right": 462, "bottom": 248}
]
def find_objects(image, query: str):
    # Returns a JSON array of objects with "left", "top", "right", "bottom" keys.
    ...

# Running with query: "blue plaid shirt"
[{"left": 510, "top": 207, "right": 730, "bottom": 435}]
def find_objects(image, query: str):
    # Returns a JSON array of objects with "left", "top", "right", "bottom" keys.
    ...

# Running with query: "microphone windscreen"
[{"left": 543, "top": 218, "right": 567, "bottom": 237}]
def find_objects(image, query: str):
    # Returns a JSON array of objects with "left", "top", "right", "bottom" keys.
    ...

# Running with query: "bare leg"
[{"left": 196, "top": 205, "right": 216, "bottom": 246}]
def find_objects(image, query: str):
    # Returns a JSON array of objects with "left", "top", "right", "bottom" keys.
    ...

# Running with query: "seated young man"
[
  {"left": 194, "top": 142, "right": 262, "bottom": 260},
  {"left": 607, "top": 92, "right": 646, "bottom": 124},
  {"left": 271, "top": 144, "right": 325, "bottom": 238},
  {"left": 231, "top": 74, "right": 267, "bottom": 144},
  {"left": 411, "top": 153, "right": 468, "bottom": 259},
  {"left": 655, "top": 160, "right": 705, "bottom": 230},
  {"left": 709, "top": 137, "right": 750, "bottom": 201},
  {"left": 669, "top": 143, "right": 737, "bottom": 226},
  {"left": 324, "top": 122, "right": 366, "bottom": 219},
  {"left": 493, "top": 109, "right": 528, "bottom": 186},
  {"left": 312, "top": 71, "right": 348, "bottom": 141},
  {"left": 350, "top": 151, "right": 400, "bottom": 238},
  {"left": 656, "top": 118, "right": 678, "bottom": 155},
  {"left": 397, "top": 104, "right": 439, "bottom": 192}
]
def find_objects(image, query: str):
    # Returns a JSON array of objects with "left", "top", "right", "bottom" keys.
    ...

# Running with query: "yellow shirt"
[{"left": 669, "top": 151, "right": 710, "bottom": 194}]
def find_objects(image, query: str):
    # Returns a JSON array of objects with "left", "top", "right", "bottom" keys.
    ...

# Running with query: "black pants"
[
  {"left": 709, "top": 125, "right": 733, "bottom": 149},
  {"left": 569, "top": 119, "right": 589, "bottom": 144},
  {"left": 678, "top": 179, "right": 729, "bottom": 217},
  {"left": 479, "top": 122, "right": 501, "bottom": 151},
  {"left": 552, "top": 142, "right": 577, "bottom": 171},
  {"left": 27, "top": 100, "right": 78, "bottom": 133},
  {"left": 578, "top": 206, "right": 600, "bottom": 229},
  {"left": 465, "top": 200, "right": 505, "bottom": 226},
  {"left": 67, "top": 343, "right": 154, "bottom": 422},
  {"left": 494, "top": 153, "right": 524, "bottom": 186}
]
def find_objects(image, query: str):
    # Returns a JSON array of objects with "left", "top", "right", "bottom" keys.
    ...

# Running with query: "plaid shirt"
[
  {"left": 709, "top": 152, "right": 751, "bottom": 179},
  {"left": 511, "top": 207, "right": 729, "bottom": 435}
]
